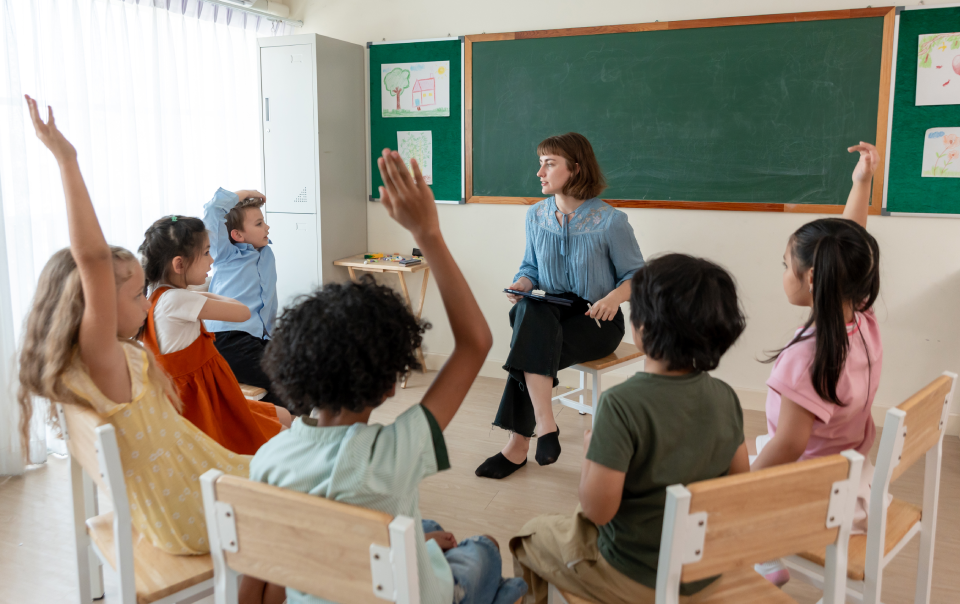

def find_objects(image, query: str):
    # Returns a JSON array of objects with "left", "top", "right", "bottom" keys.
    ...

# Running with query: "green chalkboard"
[
  {"left": 472, "top": 18, "right": 885, "bottom": 205},
  {"left": 886, "top": 7, "right": 960, "bottom": 215},
  {"left": 369, "top": 39, "right": 463, "bottom": 203}
]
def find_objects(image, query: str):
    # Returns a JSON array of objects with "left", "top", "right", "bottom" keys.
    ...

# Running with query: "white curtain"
[{"left": 0, "top": 0, "right": 291, "bottom": 474}]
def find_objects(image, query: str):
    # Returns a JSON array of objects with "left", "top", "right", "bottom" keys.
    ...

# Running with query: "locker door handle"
[{"left": 265, "top": 98, "right": 269, "bottom": 121}]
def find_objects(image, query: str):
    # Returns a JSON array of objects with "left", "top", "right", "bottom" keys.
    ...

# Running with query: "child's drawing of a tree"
[
  {"left": 384, "top": 68, "right": 411, "bottom": 110},
  {"left": 918, "top": 33, "right": 960, "bottom": 69}
]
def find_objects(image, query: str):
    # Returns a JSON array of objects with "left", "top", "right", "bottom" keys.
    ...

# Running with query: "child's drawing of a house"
[{"left": 412, "top": 78, "right": 435, "bottom": 109}]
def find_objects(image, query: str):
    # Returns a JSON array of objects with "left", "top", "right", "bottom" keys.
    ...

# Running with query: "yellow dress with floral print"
[{"left": 62, "top": 341, "right": 252, "bottom": 555}]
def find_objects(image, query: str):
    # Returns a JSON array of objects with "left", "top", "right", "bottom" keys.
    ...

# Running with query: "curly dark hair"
[
  {"left": 262, "top": 277, "right": 430, "bottom": 416},
  {"left": 138, "top": 216, "right": 207, "bottom": 288},
  {"left": 630, "top": 253, "right": 746, "bottom": 372}
]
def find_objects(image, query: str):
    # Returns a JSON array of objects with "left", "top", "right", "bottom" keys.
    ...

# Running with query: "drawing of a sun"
[{"left": 437, "top": 66, "right": 446, "bottom": 75}]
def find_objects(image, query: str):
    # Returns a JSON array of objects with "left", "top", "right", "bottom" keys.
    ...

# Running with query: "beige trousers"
[{"left": 509, "top": 507, "right": 686, "bottom": 604}]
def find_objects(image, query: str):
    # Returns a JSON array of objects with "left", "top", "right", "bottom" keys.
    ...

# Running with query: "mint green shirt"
[{"left": 250, "top": 405, "right": 453, "bottom": 604}]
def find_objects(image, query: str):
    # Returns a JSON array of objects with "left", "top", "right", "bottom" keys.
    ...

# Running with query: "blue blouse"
[{"left": 514, "top": 197, "right": 645, "bottom": 303}]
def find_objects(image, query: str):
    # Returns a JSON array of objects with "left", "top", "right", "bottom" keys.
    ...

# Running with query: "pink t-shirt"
[{"left": 765, "top": 309, "right": 883, "bottom": 460}]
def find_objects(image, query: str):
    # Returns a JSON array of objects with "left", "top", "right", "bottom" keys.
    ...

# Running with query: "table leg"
[
  {"left": 414, "top": 269, "right": 429, "bottom": 373},
  {"left": 347, "top": 267, "right": 358, "bottom": 283}
]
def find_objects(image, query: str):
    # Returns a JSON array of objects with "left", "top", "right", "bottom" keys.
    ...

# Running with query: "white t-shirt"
[{"left": 153, "top": 287, "right": 208, "bottom": 354}]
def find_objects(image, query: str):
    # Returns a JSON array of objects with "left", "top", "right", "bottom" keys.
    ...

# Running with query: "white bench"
[{"left": 551, "top": 341, "right": 644, "bottom": 422}]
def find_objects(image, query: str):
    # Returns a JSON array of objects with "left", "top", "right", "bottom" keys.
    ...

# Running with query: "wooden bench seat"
[
  {"left": 86, "top": 512, "right": 213, "bottom": 604},
  {"left": 798, "top": 498, "right": 922, "bottom": 581}
]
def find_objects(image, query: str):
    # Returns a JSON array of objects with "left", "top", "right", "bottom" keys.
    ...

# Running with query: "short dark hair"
[
  {"left": 630, "top": 254, "right": 746, "bottom": 372},
  {"left": 536, "top": 132, "right": 607, "bottom": 200},
  {"left": 262, "top": 278, "right": 430, "bottom": 416},
  {"left": 139, "top": 216, "right": 207, "bottom": 288}
]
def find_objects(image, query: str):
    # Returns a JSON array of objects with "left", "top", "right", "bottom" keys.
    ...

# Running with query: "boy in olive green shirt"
[{"left": 511, "top": 254, "right": 751, "bottom": 604}]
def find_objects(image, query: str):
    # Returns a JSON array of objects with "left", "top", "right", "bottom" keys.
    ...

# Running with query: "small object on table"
[
  {"left": 412, "top": 247, "right": 422, "bottom": 257},
  {"left": 399, "top": 258, "right": 421, "bottom": 267},
  {"left": 364, "top": 253, "right": 385, "bottom": 259}
]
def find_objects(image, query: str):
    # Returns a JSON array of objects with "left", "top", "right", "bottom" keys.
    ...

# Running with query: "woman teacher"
[{"left": 476, "top": 133, "right": 645, "bottom": 480}]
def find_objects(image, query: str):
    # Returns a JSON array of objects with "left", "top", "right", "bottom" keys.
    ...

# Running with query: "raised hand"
[
  {"left": 848, "top": 142, "right": 879, "bottom": 183},
  {"left": 25, "top": 95, "right": 76, "bottom": 164},
  {"left": 233, "top": 189, "right": 266, "bottom": 203},
  {"left": 376, "top": 149, "right": 439, "bottom": 242}
]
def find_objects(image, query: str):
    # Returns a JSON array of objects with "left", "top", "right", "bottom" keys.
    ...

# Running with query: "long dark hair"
[
  {"left": 769, "top": 218, "right": 880, "bottom": 405},
  {"left": 138, "top": 216, "right": 207, "bottom": 289}
]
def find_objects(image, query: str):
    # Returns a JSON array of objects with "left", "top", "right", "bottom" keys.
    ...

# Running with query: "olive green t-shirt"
[{"left": 586, "top": 371, "right": 744, "bottom": 595}]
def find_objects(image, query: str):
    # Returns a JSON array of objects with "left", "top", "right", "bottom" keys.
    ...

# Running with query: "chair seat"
[
  {"left": 86, "top": 512, "right": 213, "bottom": 604},
  {"left": 553, "top": 568, "right": 794, "bottom": 604},
  {"left": 239, "top": 383, "right": 267, "bottom": 401},
  {"left": 797, "top": 497, "right": 922, "bottom": 581},
  {"left": 574, "top": 342, "right": 643, "bottom": 371},
  {"left": 689, "top": 568, "right": 796, "bottom": 603}
]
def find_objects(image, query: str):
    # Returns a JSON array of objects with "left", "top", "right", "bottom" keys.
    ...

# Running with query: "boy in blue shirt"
[{"left": 202, "top": 188, "right": 282, "bottom": 405}]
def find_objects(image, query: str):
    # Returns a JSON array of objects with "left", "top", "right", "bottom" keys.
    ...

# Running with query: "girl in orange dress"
[{"left": 137, "top": 215, "right": 290, "bottom": 454}]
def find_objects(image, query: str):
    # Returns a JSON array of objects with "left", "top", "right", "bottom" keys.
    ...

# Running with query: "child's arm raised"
[
  {"left": 377, "top": 150, "right": 493, "bottom": 431},
  {"left": 843, "top": 142, "right": 879, "bottom": 228},
  {"left": 26, "top": 96, "right": 132, "bottom": 403}
]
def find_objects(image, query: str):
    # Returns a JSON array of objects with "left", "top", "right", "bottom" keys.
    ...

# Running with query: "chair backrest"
[
  {"left": 58, "top": 403, "right": 137, "bottom": 602},
  {"left": 58, "top": 403, "right": 110, "bottom": 492},
  {"left": 881, "top": 372, "right": 956, "bottom": 485},
  {"left": 656, "top": 451, "right": 863, "bottom": 604},
  {"left": 200, "top": 470, "right": 419, "bottom": 604}
]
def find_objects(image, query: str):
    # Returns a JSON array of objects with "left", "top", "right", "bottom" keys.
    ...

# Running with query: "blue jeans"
[{"left": 423, "top": 520, "right": 528, "bottom": 604}]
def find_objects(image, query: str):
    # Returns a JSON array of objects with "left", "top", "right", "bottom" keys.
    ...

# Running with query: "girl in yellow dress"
[{"left": 16, "top": 96, "right": 251, "bottom": 555}]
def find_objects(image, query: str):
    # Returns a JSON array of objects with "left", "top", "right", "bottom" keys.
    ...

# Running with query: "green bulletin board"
[
  {"left": 885, "top": 6, "right": 960, "bottom": 215},
  {"left": 368, "top": 38, "right": 464, "bottom": 204}
]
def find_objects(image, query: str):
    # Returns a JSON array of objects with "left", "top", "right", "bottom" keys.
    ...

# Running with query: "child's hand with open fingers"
[
  {"left": 233, "top": 189, "right": 266, "bottom": 203},
  {"left": 849, "top": 141, "right": 879, "bottom": 183},
  {"left": 376, "top": 149, "right": 439, "bottom": 242},
  {"left": 25, "top": 95, "right": 77, "bottom": 164}
]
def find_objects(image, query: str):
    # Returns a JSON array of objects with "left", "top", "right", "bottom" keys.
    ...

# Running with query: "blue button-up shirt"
[
  {"left": 514, "top": 197, "right": 645, "bottom": 303},
  {"left": 203, "top": 188, "right": 278, "bottom": 339}
]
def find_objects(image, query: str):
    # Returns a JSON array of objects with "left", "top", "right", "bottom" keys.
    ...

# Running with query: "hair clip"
[{"left": 171, "top": 216, "right": 178, "bottom": 222}]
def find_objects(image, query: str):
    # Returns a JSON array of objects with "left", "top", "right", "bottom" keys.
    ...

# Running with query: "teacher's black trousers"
[{"left": 493, "top": 293, "right": 625, "bottom": 437}]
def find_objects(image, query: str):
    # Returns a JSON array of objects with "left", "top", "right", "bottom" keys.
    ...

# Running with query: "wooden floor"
[{"left": 1, "top": 371, "right": 958, "bottom": 603}]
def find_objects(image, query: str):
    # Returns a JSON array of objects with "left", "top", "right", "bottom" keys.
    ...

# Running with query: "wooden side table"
[{"left": 333, "top": 254, "right": 430, "bottom": 388}]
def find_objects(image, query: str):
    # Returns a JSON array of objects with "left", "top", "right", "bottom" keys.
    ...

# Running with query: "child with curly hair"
[
  {"left": 137, "top": 212, "right": 291, "bottom": 455},
  {"left": 17, "top": 96, "right": 252, "bottom": 555},
  {"left": 243, "top": 151, "right": 527, "bottom": 604}
]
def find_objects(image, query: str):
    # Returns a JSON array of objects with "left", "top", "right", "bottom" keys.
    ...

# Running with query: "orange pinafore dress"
[{"left": 141, "top": 287, "right": 281, "bottom": 455}]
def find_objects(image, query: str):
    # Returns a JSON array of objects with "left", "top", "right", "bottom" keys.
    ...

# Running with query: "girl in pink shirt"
[{"left": 753, "top": 142, "right": 883, "bottom": 585}]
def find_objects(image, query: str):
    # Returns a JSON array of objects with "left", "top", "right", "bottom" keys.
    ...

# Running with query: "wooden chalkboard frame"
[{"left": 463, "top": 8, "right": 896, "bottom": 214}]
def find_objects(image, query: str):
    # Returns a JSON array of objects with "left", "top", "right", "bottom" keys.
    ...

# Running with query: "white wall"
[{"left": 286, "top": 0, "right": 960, "bottom": 432}]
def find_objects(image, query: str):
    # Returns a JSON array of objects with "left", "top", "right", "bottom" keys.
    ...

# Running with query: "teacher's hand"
[
  {"left": 505, "top": 277, "right": 533, "bottom": 304},
  {"left": 586, "top": 293, "right": 621, "bottom": 321}
]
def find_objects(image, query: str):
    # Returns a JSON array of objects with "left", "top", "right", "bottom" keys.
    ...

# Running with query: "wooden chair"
[
  {"left": 200, "top": 469, "right": 420, "bottom": 604},
  {"left": 58, "top": 404, "right": 214, "bottom": 604},
  {"left": 238, "top": 383, "right": 267, "bottom": 401},
  {"left": 551, "top": 341, "right": 644, "bottom": 422},
  {"left": 783, "top": 371, "right": 957, "bottom": 604},
  {"left": 549, "top": 451, "right": 865, "bottom": 604}
]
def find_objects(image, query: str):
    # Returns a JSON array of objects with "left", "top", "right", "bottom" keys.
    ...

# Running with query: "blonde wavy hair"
[{"left": 16, "top": 246, "right": 181, "bottom": 458}]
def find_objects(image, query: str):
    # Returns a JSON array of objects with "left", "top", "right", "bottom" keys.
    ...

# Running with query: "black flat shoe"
[
  {"left": 476, "top": 453, "right": 527, "bottom": 479},
  {"left": 535, "top": 426, "right": 561, "bottom": 466}
]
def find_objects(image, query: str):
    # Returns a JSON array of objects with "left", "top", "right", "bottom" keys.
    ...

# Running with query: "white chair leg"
[
  {"left": 70, "top": 456, "right": 94, "bottom": 603},
  {"left": 81, "top": 470, "right": 104, "bottom": 598},
  {"left": 548, "top": 583, "right": 570, "bottom": 604},
  {"left": 915, "top": 446, "right": 943, "bottom": 604},
  {"left": 591, "top": 371, "right": 601, "bottom": 426}
]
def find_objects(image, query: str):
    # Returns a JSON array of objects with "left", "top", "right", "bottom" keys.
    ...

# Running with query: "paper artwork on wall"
[
  {"left": 916, "top": 33, "right": 960, "bottom": 106},
  {"left": 921, "top": 128, "right": 960, "bottom": 178},
  {"left": 381, "top": 61, "right": 450, "bottom": 117},
  {"left": 397, "top": 131, "right": 433, "bottom": 184}
]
